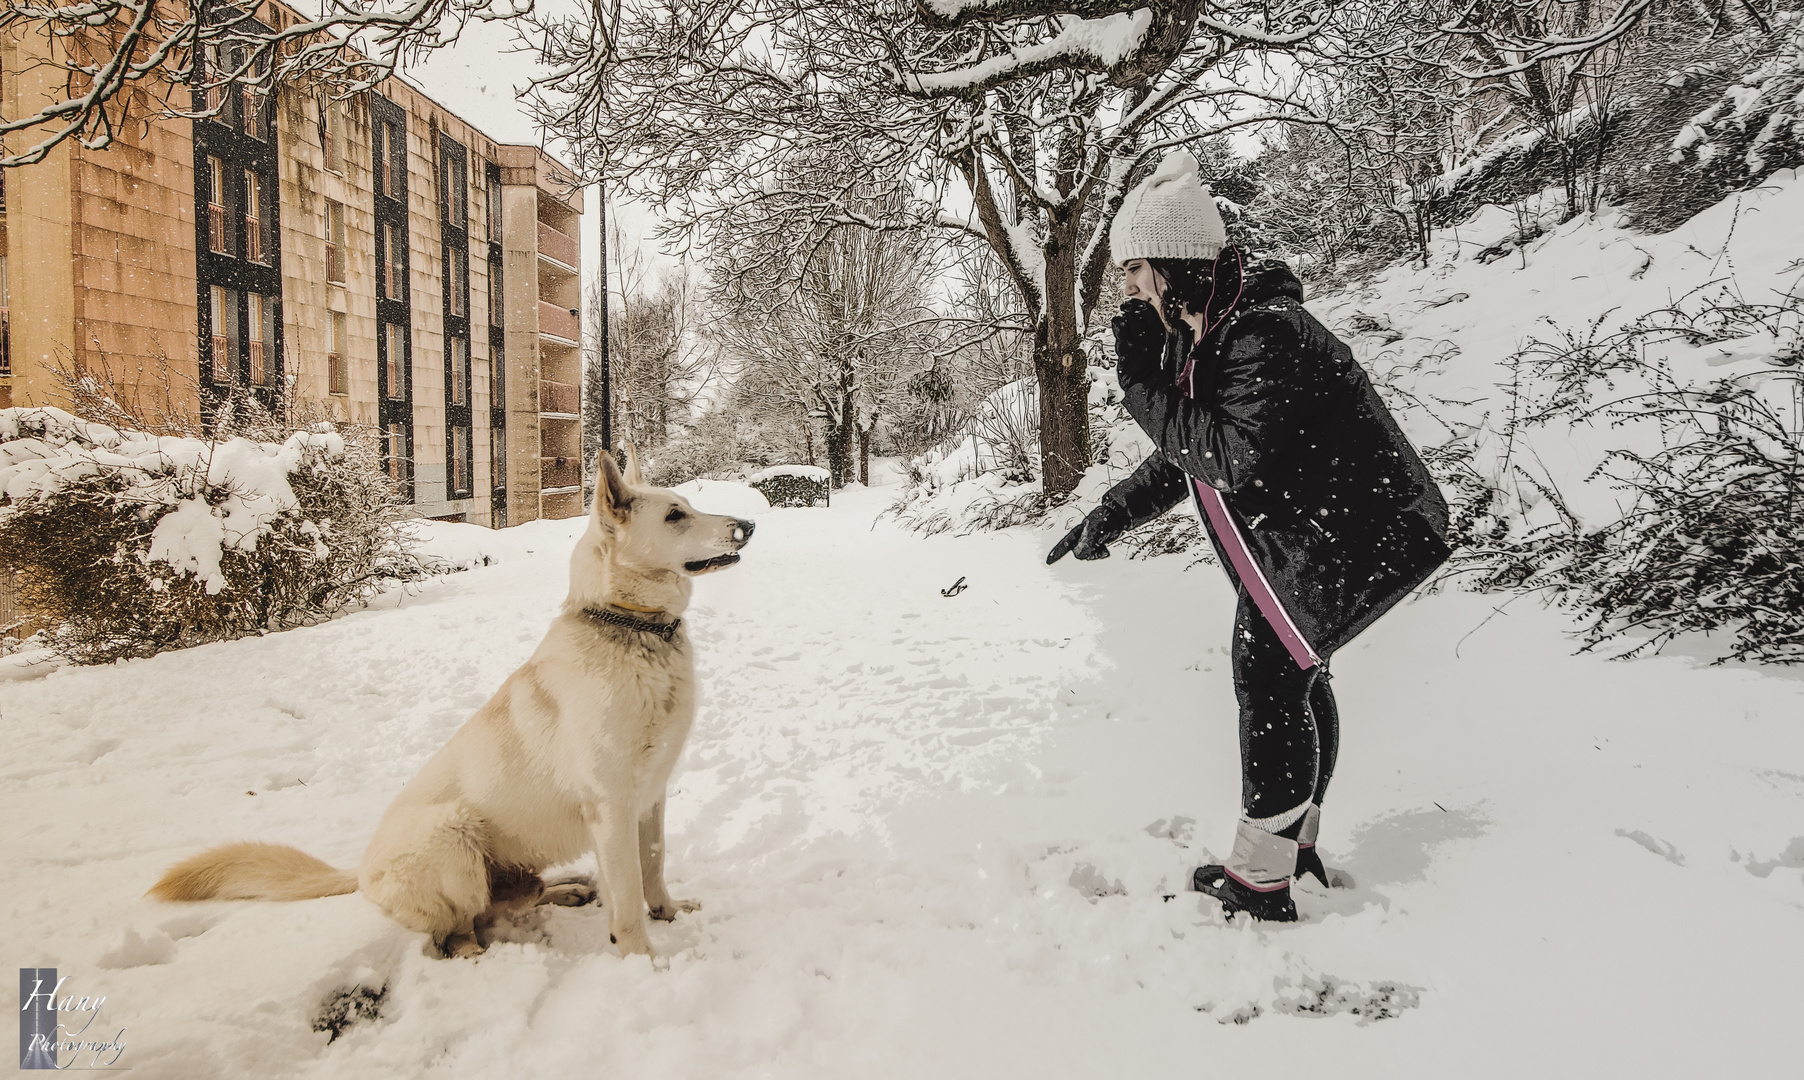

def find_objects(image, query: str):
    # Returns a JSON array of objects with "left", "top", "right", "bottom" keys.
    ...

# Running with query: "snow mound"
[
  {"left": 671, "top": 478, "right": 769, "bottom": 519},
  {"left": 413, "top": 517, "right": 590, "bottom": 571},
  {"left": 747, "top": 464, "right": 829, "bottom": 484}
]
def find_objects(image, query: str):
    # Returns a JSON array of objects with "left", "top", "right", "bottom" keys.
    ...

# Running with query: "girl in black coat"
[{"left": 1049, "top": 153, "right": 1450, "bottom": 921}]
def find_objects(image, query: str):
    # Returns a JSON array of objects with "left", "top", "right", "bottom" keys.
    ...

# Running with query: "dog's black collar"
[{"left": 581, "top": 606, "right": 681, "bottom": 642}]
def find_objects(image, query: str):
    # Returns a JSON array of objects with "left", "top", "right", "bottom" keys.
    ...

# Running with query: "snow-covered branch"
[{"left": 898, "top": 9, "right": 1153, "bottom": 97}]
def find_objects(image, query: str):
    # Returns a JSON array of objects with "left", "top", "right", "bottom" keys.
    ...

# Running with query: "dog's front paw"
[
  {"left": 648, "top": 897, "right": 700, "bottom": 922},
  {"left": 540, "top": 880, "right": 598, "bottom": 907},
  {"left": 610, "top": 926, "right": 655, "bottom": 957},
  {"left": 434, "top": 931, "right": 487, "bottom": 959}
]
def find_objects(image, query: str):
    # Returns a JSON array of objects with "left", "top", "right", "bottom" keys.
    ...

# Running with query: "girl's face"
[{"left": 1121, "top": 259, "right": 1165, "bottom": 304}]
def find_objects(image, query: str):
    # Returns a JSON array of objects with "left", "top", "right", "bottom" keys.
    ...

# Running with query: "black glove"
[
  {"left": 1110, "top": 299, "right": 1167, "bottom": 387},
  {"left": 1046, "top": 504, "right": 1128, "bottom": 564}
]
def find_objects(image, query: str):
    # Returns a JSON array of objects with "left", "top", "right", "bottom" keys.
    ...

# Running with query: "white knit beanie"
[{"left": 1109, "top": 151, "right": 1228, "bottom": 266}]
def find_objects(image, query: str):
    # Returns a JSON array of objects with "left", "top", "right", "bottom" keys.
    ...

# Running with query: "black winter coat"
[{"left": 1099, "top": 260, "right": 1451, "bottom": 658}]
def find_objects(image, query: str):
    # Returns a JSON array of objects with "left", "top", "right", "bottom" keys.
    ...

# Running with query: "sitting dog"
[{"left": 149, "top": 447, "right": 753, "bottom": 958}]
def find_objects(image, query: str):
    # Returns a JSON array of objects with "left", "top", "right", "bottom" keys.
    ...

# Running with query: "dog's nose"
[{"left": 732, "top": 519, "right": 755, "bottom": 544}]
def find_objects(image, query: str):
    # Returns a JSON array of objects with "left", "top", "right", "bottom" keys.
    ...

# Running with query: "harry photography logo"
[{"left": 18, "top": 969, "right": 128, "bottom": 1071}]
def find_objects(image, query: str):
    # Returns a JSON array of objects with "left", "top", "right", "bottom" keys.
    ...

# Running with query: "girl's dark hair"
[{"left": 1150, "top": 247, "right": 1246, "bottom": 340}]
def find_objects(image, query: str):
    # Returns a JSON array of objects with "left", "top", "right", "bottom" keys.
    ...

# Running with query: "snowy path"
[{"left": 3, "top": 486, "right": 1800, "bottom": 1077}]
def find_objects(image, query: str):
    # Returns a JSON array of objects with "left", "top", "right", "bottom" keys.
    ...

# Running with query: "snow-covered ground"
[
  {"left": 8, "top": 180, "right": 1804, "bottom": 1076},
  {"left": 3, "top": 475, "right": 1799, "bottom": 1076}
]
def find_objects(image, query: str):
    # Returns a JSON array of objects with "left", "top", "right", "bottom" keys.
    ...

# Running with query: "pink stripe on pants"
[{"left": 1193, "top": 479, "right": 1320, "bottom": 670}]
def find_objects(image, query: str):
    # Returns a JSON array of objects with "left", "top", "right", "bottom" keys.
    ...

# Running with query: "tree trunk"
[
  {"left": 799, "top": 411, "right": 816, "bottom": 465},
  {"left": 1036, "top": 221, "right": 1090, "bottom": 499},
  {"left": 858, "top": 427, "right": 869, "bottom": 486},
  {"left": 826, "top": 416, "right": 856, "bottom": 489}
]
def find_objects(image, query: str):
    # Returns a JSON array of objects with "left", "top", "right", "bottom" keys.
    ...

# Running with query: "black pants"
[{"left": 1231, "top": 588, "right": 1338, "bottom": 826}]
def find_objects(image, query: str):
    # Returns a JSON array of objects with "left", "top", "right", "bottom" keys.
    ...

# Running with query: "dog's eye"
[{"left": 665, "top": 507, "right": 686, "bottom": 523}]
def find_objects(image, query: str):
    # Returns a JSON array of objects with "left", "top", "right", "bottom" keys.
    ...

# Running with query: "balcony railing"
[
  {"left": 538, "top": 301, "right": 579, "bottom": 343},
  {"left": 537, "top": 221, "right": 578, "bottom": 269},
  {"left": 539, "top": 379, "right": 579, "bottom": 415},
  {"left": 540, "top": 455, "right": 580, "bottom": 490}
]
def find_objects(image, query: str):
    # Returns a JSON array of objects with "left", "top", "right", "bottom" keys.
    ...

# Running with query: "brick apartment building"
[{"left": 0, "top": 9, "right": 587, "bottom": 525}]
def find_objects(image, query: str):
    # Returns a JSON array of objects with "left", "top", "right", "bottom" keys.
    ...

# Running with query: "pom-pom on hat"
[{"left": 1109, "top": 150, "right": 1228, "bottom": 266}]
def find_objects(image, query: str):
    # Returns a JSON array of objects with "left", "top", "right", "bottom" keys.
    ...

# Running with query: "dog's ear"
[
  {"left": 594, "top": 448, "right": 633, "bottom": 523},
  {"left": 622, "top": 442, "right": 643, "bottom": 487}
]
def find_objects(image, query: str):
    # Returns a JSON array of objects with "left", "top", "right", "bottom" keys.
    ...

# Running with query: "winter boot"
[
  {"left": 1295, "top": 803, "right": 1328, "bottom": 888},
  {"left": 1293, "top": 804, "right": 1355, "bottom": 889},
  {"left": 1192, "top": 819, "right": 1298, "bottom": 923}
]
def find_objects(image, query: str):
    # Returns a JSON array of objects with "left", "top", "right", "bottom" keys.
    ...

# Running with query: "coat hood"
[{"left": 1192, "top": 249, "right": 1305, "bottom": 338}]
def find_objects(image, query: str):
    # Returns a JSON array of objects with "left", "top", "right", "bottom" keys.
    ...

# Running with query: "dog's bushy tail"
[{"left": 147, "top": 842, "right": 358, "bottom": 902}]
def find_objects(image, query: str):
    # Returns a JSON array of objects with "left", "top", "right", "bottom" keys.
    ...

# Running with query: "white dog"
[{"left": 149, "top": 447, "right": 753, "bottom": 958}]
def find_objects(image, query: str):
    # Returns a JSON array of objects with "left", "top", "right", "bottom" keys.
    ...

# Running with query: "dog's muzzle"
[{"left": 684, "top": 519, "right": 754, "bottom": 574}]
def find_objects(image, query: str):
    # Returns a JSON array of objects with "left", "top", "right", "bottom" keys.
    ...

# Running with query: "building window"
[
  {"left": 203, "top": 46, "right": 224, "bottom": 114},
  {"left": 385, "top": 322, "right": 404, "bottom": 399},
  {"left": 451, "top": 425, "right": 472, "bottom": 497},
  {"left": 440, "top": 142, "right": 467, "bottom": 229},
  {"left": 0, "top": 254, "right": 11, "bottom": 377},
  {"left": 488, "top": 263, "right": 504, "bottom": 328},
  {"left": 207, "top": 157, "right": 231, "bottom": 255},
  {"left": 383, "top": 222, "right": 404, "bottom": 300},
  {"left": 243, "top": 84, "right": 268, "bottom": 141},
  {"left": 386, "top": 422, "right": 408, "bottom": 484},
  {"left": 209, "top": 285, "right": 238, "bottom": 384},
  {"left": 486, "top": 169, "right": 502, "bottom": 242},
  {"left": 374, "top": 121, "right": 389, "bottom": 197},
  {"left": 327, "top": 312, "right": 347, "bottom": 395},
  {"left": 490, "top": 422, "right": 506, "bottom": 490},
  {"left": 449, "top": 247, "right": 467, "bottom": 317},
  {"left": 244, "top": 169, "right": 264, "bottom": 264},
  {"left": 319, "top": 99, "right": 342, "bottom": 173},
  {"left": 325, "top": 199, "right": 345, "bottom": 284},
  {"left": 247, "top": 292, "right": 269, "bottom": 386},
  {"left": 375, "top": 119, "right": 404, "bottom": 200},
  {"left": 390, "top": 124, "right": 406, "bottom": 196},
  {"left": 450, "top": 336, "right": 468, "bottom": 406}
]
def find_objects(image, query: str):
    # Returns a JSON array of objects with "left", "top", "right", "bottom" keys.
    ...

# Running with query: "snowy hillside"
[
  {"left": 3, "top": 183, "right": 1802, "bottom": 1077},
  {"left": 1313, "top": 175, "right": 1803, "bottom": 527}
]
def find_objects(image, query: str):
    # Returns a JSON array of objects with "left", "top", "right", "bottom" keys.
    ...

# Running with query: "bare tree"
[
  {"left": 1424, "top": 0, "right": 1657, "bottom": 216},
  {"left": 526, "top": 0, "right": 1353, "bottom": 497},
  {"left": 712, "top": 174, "right": 938, "bottom": 488},
  {"left": 597, "top": 227, "right": 712, "bottom": 455}
]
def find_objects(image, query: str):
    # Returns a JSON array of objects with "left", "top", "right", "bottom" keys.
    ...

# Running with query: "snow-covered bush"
[
  {"left": 749, "top": 464, "right": 830, "bottom": 508},
  {"left": 1441, "top": 287, "right": 1804, "bottom": 663},
  {"left": 641, "top": 415, "right": 745, "bottom": 487},
  {"left": 887, "top": 377, "right": 1048, "bottom": 535},
  {"left": 0, "top": 407, "right": 418, "bottom": 663},
  {"left": 1659, "top": 12, "right": 1804, "bottom": 213},
  {"left": 886, "top": 364, "right": 1154, "bottom": 538}
]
